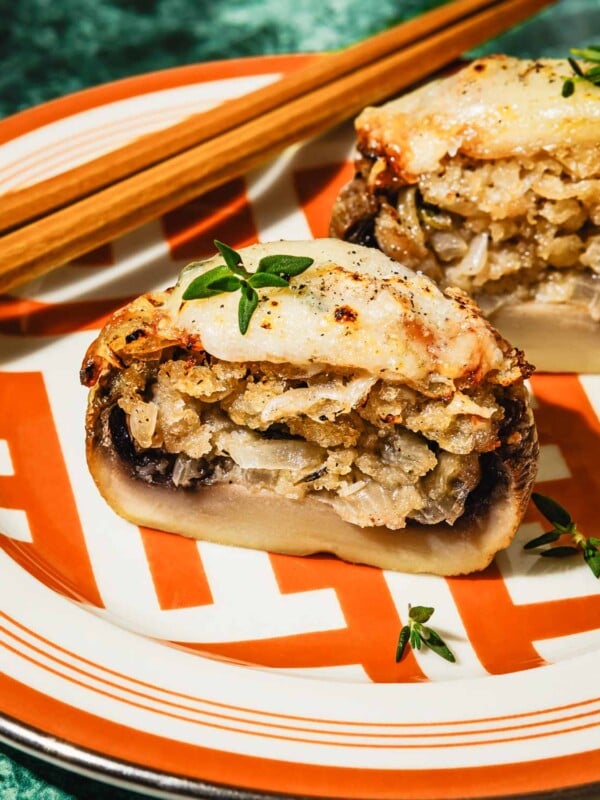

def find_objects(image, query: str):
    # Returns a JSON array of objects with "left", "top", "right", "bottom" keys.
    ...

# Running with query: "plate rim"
[
  {"left": 2, "top": 710, "right": 600, "bottom": 800},
  {"left": 0, "top": 52, "right": 314, "bottom": 147}
]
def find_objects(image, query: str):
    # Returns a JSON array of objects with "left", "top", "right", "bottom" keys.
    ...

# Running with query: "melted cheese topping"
[
  {"left": 356, "top": 56, "right": 600, "bottom": 178},
  {"left": 169, "top": 239, "right": 506, "bottom": 386}
]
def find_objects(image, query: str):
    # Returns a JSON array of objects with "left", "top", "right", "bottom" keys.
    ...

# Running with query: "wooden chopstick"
[
  {"left": 0, "top": 0, "right": 519, "bottom": 234},
  {"left": 0, "top": 0, "right": 555, "bottom": 295}
]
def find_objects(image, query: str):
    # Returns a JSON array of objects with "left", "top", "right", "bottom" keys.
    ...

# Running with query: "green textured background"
[
  {"left": 1, "top": 0, "right": 598, "bottom": 117},
  {"left": 0, "top": 0, "right": 599, "bottom": 797}
]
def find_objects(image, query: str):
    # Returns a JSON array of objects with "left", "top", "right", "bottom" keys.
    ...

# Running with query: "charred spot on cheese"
[{"left": 334, "top": 305, "right": 359, "bottom": 323}]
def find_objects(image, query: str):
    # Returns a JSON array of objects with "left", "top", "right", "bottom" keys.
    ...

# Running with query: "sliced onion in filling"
[{"left": 215, "top": 429, "right": 325, "bottom": 472}]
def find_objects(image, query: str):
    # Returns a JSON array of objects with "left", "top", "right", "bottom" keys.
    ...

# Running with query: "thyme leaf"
[
  {"left": 182, "top": 241, "right": 314, "bottom": 335},
  {"left": 209, "top": 275, "right": 243, "bottom": 293},
  {"left": 568, "top": 56, "right": 585, "bottom": 77},
  {"left": 257, "top": 254, "right": 315, "bottom": 278},
  {"left": 525, "top": 493, "right": 599, "bottom": 578},
  {"left": 396, "top": 626, "right": 410, "bottom": 662},
  {"left": 410, "top": 627, "right": 421, "bottom": 650},
  {"left": 182, "top": 265, "right": 239, "bottom": 299},
  {"left": 395, "top": 604, "right": 455, "bottom": 664},
  {"left": 532, "top": 493, "right": 572, "bottom": 529},
  {"left": 584, "top": 549, "right": 600, "bottom": 578},
  {"left": 540, "top": 546, "right": 580, "bottom": 558},
  {"left": 214, "top": 239, "right": 248, "bottom": 276},
  {"left": 562, "top": 46, "right": 600, "bottom": 95},
  {"left": 247, "top": 272, "right": 290, "bottom": 289},
  {"left": 408, "top": 605, "right": 434, "bottom": 624},
  {"left": 421, "top": 628, "right": 455, "bottom": 662},
  {"left": 570, "top": 47, "right": 600, "bottom": 63},
  {"left": 523, "top": 529, "right": 561, "bottom": 549},
  {"left": 238, "top": 283, "right": 259, "bottom": 335}
]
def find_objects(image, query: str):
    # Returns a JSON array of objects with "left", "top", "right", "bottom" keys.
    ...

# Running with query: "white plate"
[{"left": 0, "top": 55, "right": 599, "bottom": 799}]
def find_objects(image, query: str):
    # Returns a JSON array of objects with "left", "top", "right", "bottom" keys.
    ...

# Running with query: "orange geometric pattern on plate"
[
  {"left": 140, "top": 525, "right": 214, "bottom": 609},
  {"left": 449, "top": 373, "right": 600, "bottom": 672},
  {"left": 72, "top": 243, "right": 115, "bottom": 267},
  {"left": 531, "top": 374, "right": 599, "bottom": 527},
  {"left": 184, "top": 553, "right": 427, "bottom": 683},
  {"left": 159, "top": 373, "right": 600, "bottom": 678},
  {"left": 0, "top": 372, "right": 102, "bottom": 606},
  {"left": 0, "top": 295, "right": 131, "bottom": 336},
  {"left": 162, "top": 178, "right": 258, "bottom": 261},
  {"left": 0, "top": 136, "right": 598, "bottom": 679},
  {"left": 293, "top": 162, "right": 355, "bottom": 238}
]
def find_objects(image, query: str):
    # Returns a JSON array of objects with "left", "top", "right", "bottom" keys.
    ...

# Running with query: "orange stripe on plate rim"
[
  {"left": 1, "top": 608, "right": 599, "bottom": 736},
  {"left": 2, "top": 630, "right": 600, "bottom": 750},
  {"left": 0, "top": 55, "right": 315, "bottom": 147},
  {"left": 0, "top": 97, "right": 239, "bottom": 188},
  {"left": 0, "top": 669, "right": 598, "bottom": 799}
]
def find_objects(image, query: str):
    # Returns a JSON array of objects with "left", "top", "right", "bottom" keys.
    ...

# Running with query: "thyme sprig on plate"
[
  {"left": 524, "top": 493, "right": 600, "bottom": 578},
  {"left": 395, "top": 605, "right": 455, "bottom": 664},
  {"left": 182, "top": 240, "right": 313, "bottom": 335},
  {"left": 562, "top": 45, "right": 600, "bottom": 97}
]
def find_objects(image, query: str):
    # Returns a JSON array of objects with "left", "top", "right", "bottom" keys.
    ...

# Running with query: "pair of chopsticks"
[{"left": 0, "top": 0, "right": 555, "bottom": 295}]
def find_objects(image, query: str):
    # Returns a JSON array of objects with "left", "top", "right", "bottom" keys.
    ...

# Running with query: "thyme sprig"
[
  {"left": 395, "top": 605, "right": 455, "bottom": 664},
  {"left": 182, "top": 240, "right": 313, "bottom": 335},
  {"left": 562, "top": 45, "right": 600, "bottom": 97},
  {"left": 524, "top": 493, "right": 600, "bottom": 578}
]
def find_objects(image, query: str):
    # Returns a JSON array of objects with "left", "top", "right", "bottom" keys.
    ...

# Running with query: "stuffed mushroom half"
[
  {"left": 331, "top": 56, "right": 600, "bottom": 372},
  {"left": 81, "top": 239, "right": 537, "bottom": 575}
]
